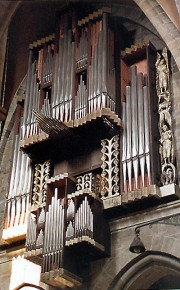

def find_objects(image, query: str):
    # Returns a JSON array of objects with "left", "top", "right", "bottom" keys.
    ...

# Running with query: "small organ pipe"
[{"left": 131, "top": 65, "right": 139, "bottom": 189}]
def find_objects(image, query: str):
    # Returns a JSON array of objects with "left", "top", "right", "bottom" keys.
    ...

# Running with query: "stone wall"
[
  {"left": 133, "top": 0, "right": 180, "bottom": 69},
  {"left": 0, "top": 247, "right": 56, "bottom": 290},
  {"left": 89, "top": 201, "right": 180, "bottom": 290},
  {"left": 172, "top": 61, "right": 180, "bottom": 181}
]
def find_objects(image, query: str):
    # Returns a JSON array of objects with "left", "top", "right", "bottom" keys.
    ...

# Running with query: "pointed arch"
[
  {"left": 108, "top": 251, "right": 180, "bottom": 290},
  {"left": 133, "top": 0, "right": 180, "bottom": 69},
  {"left": 14, "top": 283, "right": 44, "bottom": 290}
]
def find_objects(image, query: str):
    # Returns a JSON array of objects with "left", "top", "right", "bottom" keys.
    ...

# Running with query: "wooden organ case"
[
  {"left": 23, "top": 7, "right": 117, "bottom": 287},
  {"left": 2, "top": 5, "right": 179, "bottom": 289}
]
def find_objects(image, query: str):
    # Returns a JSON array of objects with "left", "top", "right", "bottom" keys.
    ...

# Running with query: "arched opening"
[
  {"left": 14, "top": 282, "right": 44, "bottom": 290},
  {"left": 150, "top": 275, "right": 180, "bottom": 289},
  {"left": 109, "top": 251, "right": 180, "bottom": 290}
]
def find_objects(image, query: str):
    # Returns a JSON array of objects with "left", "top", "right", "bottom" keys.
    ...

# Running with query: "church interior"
[{"left": 0, "top": 1, "right": 180, "bottom": 289}]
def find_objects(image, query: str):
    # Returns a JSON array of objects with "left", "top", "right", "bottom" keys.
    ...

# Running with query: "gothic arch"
[
  {"left": 14, "top": 282, "right": 44, "bottom": 290},
  {"left": 0, "top": 75, "right": 26, "bottom": 235},
  {"left": 0, "top": 1, "right": 180, "bottom": 69},
  {"left": 133, "top": 0, "right": 180, "bottom": 69},
  {"left": 0, "top": 76, "right": 26, "bottom": 165},
  {"left": 108, "top": 251, "right": 180, "bottom": 290}
]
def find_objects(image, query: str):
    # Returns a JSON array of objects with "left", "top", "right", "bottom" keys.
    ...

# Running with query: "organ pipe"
[
  {"left": 121, "top": 65, "right": 152, "bottom": 193},
  {"left": 20, "top": 9, "right": 117, "bottom": 142}
]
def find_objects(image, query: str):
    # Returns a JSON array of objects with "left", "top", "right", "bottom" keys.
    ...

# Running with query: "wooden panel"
[
  {"left": 136, "top": 59, "right": 148, "bottom": 75},
  {"left": 54, "top": 161, "right": 68, "bottom": 176},
  {"left": 147, "top": 44, "right": 161, "bottom": 185},
  {"left": 54, "top": 148, "right": 102, "bottom": 178},
  {"left": 0, "top": 106, "right": 7, "bottom": 121},
  {"left": 90, "top": 148, "right": 102, "bottom": 170},
  {"left": 121, "top": 60, "right": 130, "bottom": 102},
  {"left": 68, "top": 154, "right": 90, "bottom": 176}
]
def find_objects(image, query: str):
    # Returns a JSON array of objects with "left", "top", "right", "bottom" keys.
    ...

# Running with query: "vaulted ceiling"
[
  {"left": 0, "top": 0, "right": 179, "bottom": 114},
  {"left": 0, "top": 0, "right": 179, "bottom": 40}
]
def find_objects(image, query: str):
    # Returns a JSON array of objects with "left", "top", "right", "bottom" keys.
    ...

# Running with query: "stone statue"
[
  {"left": 161, "top": 163, "right": 176, "bottom": 185},
  {"left": 156, "top": 48, "right": 176, "bottom": 185},
  {"left": 155, "top": 48, "right": 169, "bottom": 93},
  {"left": 160, "top": 124, "right": 174, "bottom": 164},
  {"left": 158, "top": 92, "right": 171, "bottom": 127}
]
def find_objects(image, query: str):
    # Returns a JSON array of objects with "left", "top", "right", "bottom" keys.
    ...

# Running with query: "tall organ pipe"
[
  {"left": 122, "top": 65, "right": 152, "bottom": 192},
  {"left": 122, "top": 102, "right": 127, "bottom": 192},
  {"left": 22, "top": 50, "right": 33, "bottom": 138},
  {"left": 126, "top": 86, "right": 132, "bottom": 191},
  {"left": 130, "top": 65, "right": 138, "bottom": 189},
  {"left": 143, "top": 86, "right": 151, "bottom": 185},
  {"left": 137, "top": 73, "right": 145, "bottom": 187}
]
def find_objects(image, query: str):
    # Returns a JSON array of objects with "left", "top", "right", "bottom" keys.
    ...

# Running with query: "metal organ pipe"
[
  {"left": 26, "top": 62, "right": 37, "bottom": 138},
  {"left": 22, "top": 50, "right": 33, "bottom": 138},
  {"left": 131, "top": 65, "right": 139, "bottom": 189},
  {"left": 3, "top": 130, "right": 32, "bottom": 239},
  {"left": 42, "top": 45, "right": 53, "bottom": 85},
  {"left": 43, "top": 190, "right": 65, "bottom": 272},
  {"left": 122, "top": 102, "right": 127, "bottom": 193},
  {"left": 73, "top": 196, "right": 93, "bottom": 239},
  {"left": 143, "top": 86, "right": 151, "bottom": 185},
  {"left": 51, "top": 28, "right": 75, "bottom": 123},
  {"left": 22, "top": 11, "right": 117, "bottom": 141},
  {"left": 122, "top": 65, "right": 152, "bottom": 193},
  {"left": 137, "top": 73, "right": 145, "bottom": 187},
  {"left": 87, "top": 14, "right": 115, "bottom": 114},
  {"left": 126, "top": 86, "right": 132, "bottom": 191}
]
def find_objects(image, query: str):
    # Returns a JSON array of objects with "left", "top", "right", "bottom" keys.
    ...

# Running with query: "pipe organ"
[
  {"left": 37, "top": 173, "right": 108, "bottom": 287},
  {"left": 42, "top": 190, "right": 64, "bottom": 273},
  {"left": 3, "top": 132, "right": 31, "bottom": 241},
  {"left": 121, "top": 66, "right": 151, "bottom": 195},
  {"left": 20, "top": 6, "right": 117, "bottom": 146},
  {"left": 2, "top": 5, "right": 178, "bottom": 288}
]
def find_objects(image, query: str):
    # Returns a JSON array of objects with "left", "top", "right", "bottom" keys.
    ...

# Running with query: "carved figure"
[
  {"left": 158, "top": 92, "right": 171, "bottom": 127},
  {"left": 160, "top": 124, "right": 173, "bottom": 164},
  {"left": 156, "top": 48, "right": 176, "bottom": 186},
  {"left": 155, "top": 50, "right": 169, "bottom": 93},
  {"left": 161, "top": 164, "right": 175, "bottom": 185}
]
